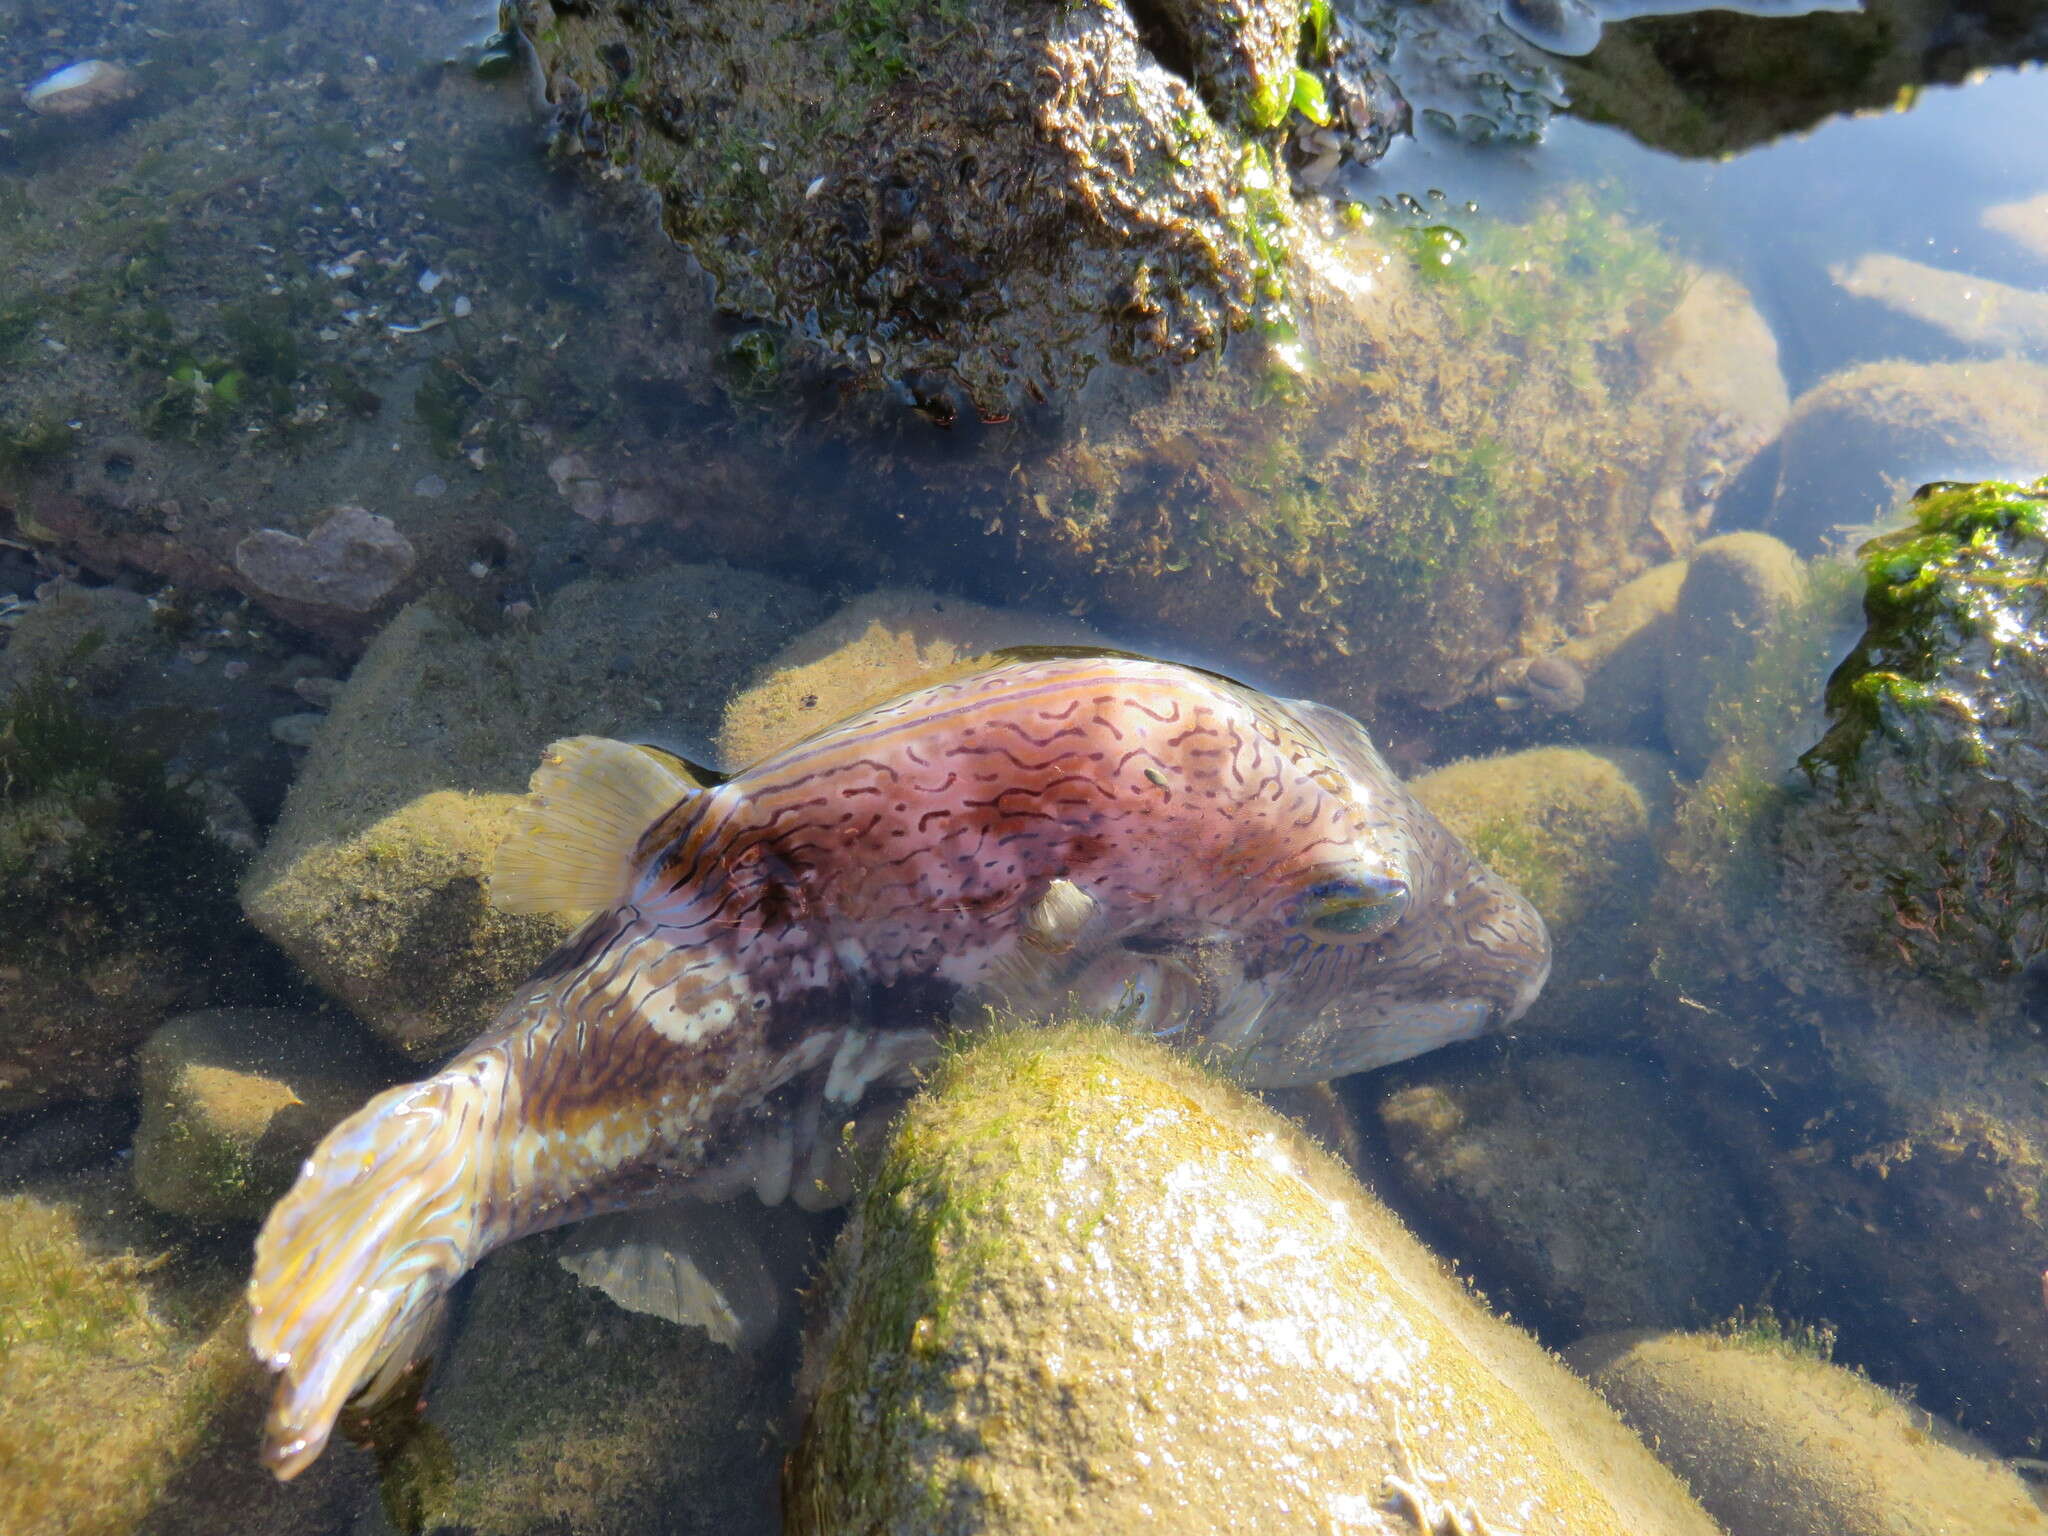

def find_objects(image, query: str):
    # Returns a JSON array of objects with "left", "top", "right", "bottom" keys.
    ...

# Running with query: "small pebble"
[
  {"left": 452, "top": 295, "right": 473, "bottom": 318},
  {"left": 270, "top": 712, "right": 327, "bottom": 748},
  {"left": 24, "top": 59, "right": 139, "bottom": 117},
  {"left": 222, "top": 659, "right": 250, "bottom": 681},
  {"left": 413, "top": 473, "right": 447, "bottom": 498},
  {"left": 418, "top": 269, "right": 443, "bottom": 294},
  {"left": 1523, "top": 654, "right": 1587, "bottom": 715}
]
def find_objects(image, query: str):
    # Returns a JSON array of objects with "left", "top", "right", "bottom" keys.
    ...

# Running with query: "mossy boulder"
[
  {"left": 518, "top": 0, "right": 1385, "bottom": 416},
  {"left": 1766, "top": 359, "right": 2048, "bottom": 553},
  {"left": 133, "top": 1009, "right": 398, "bottom": 1222},
  {"left": 356, "top": 1238, "right": 784, "bottom": 1536},
  {"left": 1371, "top": 1050, "right": 1768, "bottom": 1336},
  {"left": 1568, "top": 1328, "right": 2048, "bottom": 1536},
  {"left": 788, "top": 1022, "right": 1724, "bottom": 1536},
  {"left": 1411, "top": 745, "right": 1672, "bottom": 1023},
  {"left": 0, "top": 1169, "right": 371, "bottom": 1536},
  {"left": 242, "top": 563, "right": 827, "bottom": 1058},
  {"left": 0, "top": 675, "right": 254, "bottom": 1113},
  {"left": 1773, "top": 478, "right": 2048, "bottom": 1017},
  {"left": 716, "top": 590, "right": 1104, "bottom": 769},
  {"left": 1505, "top": 558, "right": 1687, "bottom": 742},
  {"left": 1663, "top": 532, "right": 1808, "bottom": 775}
]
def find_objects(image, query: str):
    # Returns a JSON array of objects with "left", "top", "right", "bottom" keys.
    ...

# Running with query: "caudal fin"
[{"left": 246, "top": 1052, "right": 506, "bottom": 1479}]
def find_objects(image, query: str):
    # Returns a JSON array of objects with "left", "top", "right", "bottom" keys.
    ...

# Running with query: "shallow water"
[{"left": 3, "top": 0, "right": 2048, "bottom": 1529}]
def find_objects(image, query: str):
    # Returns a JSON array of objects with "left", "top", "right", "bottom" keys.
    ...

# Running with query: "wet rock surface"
[
  {"left": 1411, "top": 744, "right": 1671, "bottom": 1017},
  {"left": 355, "top": 1239, "right": 787, "bottom": 1536},
  {"left": 518, "top": 0, "right": 1383, "bottom": 416},
  {"left": 1662, "top": 531, "right": 1807, "bottom": 774},
  {"left": 1568, "top": 1328, "right": 2048, "bottom": 1536},
  {"left": 241, "top": 563, "right": 827, "bottom": 1057},
  {"left": 1371, "top": 1049, "right": 1768, "bottom": 1335},
  {"left": 133, "top": 1009, "right": 399, "bottom": 1222},
  {"left": 790, "top": 1022, "right": 1725, "bottom": 1536},
  {"left": 1766, "top": 358, "right": 2048, "bottom": 552},
  {"left": 1774, "top": 478, "right": 2048, "bottom": 1016}
]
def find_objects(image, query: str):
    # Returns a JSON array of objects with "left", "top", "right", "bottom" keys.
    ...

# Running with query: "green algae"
[{"left": 1801, "top": 477, "right": 2048, "bottom": 788}]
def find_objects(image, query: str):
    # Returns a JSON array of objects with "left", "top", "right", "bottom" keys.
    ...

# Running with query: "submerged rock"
[
  {"left": 1774, "top": 478, "right": 2048, "bottom": 1016},
  {"left": 22, "top": 60, "right": 140, "bottom": 118},
  {"left": 1767, "top": 358, "right": 2048, "bottom": 552},
  {"left": 1372, "top": 1050, "right": 1768, "bottom": 1335},
  {"left": 356, "top": 1238, "right": 784, "bottom": 1536},
  {"left": 1411, "top": 744, "right": 1672, "bottom": 1018},
  {"left": 241, "top": 564, "right": 827, "bottom": 1057},
  {"left": 518, "top": 0, "right": 1395, "bottom": 416},
  {"left": 789, "top": 1022, "right": 1724, "bottom": 1536},
  {"left": 133, "top": 1010, "right": 397, "bottom": 1222},
  {"left": 715, "top": 589, "right": 1103, "bottom": 769},
  {"left": 231, "top": 506, "right": 417, "bottom": 620},
  {"left": 1568, "top": 1328, "right": 2048, "bottom": 1536},
  {"left": 1662, "top": 532, "right": 1807, "bottom": 775}
]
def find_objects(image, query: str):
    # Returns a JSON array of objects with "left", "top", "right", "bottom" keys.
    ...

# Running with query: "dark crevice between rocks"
[{"left": 1118, "top": 0, "right": 1203, "bottom": 103}]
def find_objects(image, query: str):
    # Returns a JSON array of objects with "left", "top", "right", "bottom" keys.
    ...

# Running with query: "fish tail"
[{"left": 247, "top": 1045, "right": 511, "bottom": 1480}]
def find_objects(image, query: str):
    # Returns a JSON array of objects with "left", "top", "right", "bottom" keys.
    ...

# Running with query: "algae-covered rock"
[
  {"left": 716, "top": 590, "right": 1103, "bottom": 769},
  {"left": 0, "top": 676, "right": 254, "bottom": 1113},
  {"left": 1773, "top": 478, "right": 2048, "bottom": 1016},
  {"left": 1568, "top": 1328, "right": 2048, "bottom": 1536},
  {"left": 519, "top": 0, "right": 1395, "bottom": 416},
  {"left": 0, "top": 582, "right": 156, "bottom": 699},
  {"left": 1767, "top": 359, "right": 2048, "bottom": 552},
  {"left": 1663, "top": 532, "right": 1807, "bottom": 775},
  {"left": 976, "top": 199, "right": 1782, "bottom": 713},
  {"left": 133, "top": 1010, "right": 398, "bottom": 1222},
  {"left": 0, "top": 1169, "right": 371, "bottom": 1536},
  {"left": 356, "top": 1237, "right": 784, "bottom": 1536},
  {"left": 1371, "top": 1050, "right": 1768, "bottom": 1335},
  {"left": 242, "top": 563, "right": 827, "bottom": 1057},
  {"left": 1411, "top": 745, "right": 1671, "bottom": 1020},
  {"left": 788, "top": 1022, "right": 1725, "bottom": 1536},
  {"left": 1512, "top": 559, "right": 1688, "bottom": 742}
]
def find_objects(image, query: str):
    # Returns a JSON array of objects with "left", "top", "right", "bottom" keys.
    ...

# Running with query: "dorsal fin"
[
  {"left": 490, "top": 736, "right": 700, "bottom": 915},
  {"left": 633, "top": 741, "right": 731, "bottom": 787}
]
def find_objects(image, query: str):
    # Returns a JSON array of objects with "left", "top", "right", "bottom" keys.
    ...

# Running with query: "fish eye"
[{"left": 1300, "top": 877, "right": 1407, "bottom": 941}]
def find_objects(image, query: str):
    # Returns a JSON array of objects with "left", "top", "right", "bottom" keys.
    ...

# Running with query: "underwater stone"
[
  {"left": 1568, "top": 1329, "right": 2048, "bottom": 1536},
  {"left": 1373, "top": 1050, "right": 1767, "bottom": 1334},
  {"left": 1832, "top": 252, "right": 2048, "bottom": 357},
  {"left": 1771, "top": 478, "right": 2048, "bottom": 1015},
  {"left": 1412, "top": 745, "right": 1671, "bottom": 1021},
  {"left": 23, "top": 60, "right": 141, "bottom": 117},
  {"left": 232, "top": 506, "right": 417, "bottom": 615},
  {"left": 715, "top": 588, "right": 1104, "bottom": 769},
  {"left": 243, "top": 565, "right": 827, "bottom": 1057},
  {"left": 0, "top": 581, "right": 156, "bottom": 700},
  {"left": 1662, "top": 532, "right": 1806, "bottom": 775},
  {"left": 134, "top": 1009, "right": 396, "bottom": 1222},
  {"left": 790, "top": 1022, "right": 1725, "bottom": 1536},
  {"left": 1768, "top": 359, "right": 2048, "bottom": 554}
]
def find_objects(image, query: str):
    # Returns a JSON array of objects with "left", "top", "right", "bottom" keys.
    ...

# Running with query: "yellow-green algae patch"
[{"left": 789, "top": 1020, "right": 1724, "bottom": 1536}]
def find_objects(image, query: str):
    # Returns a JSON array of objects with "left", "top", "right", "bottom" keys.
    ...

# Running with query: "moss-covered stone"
[
  {"left": 0, "top": 672, "right": 254, "bottom": 1113},
  {"left": 0, "top": 1169, "right": 371, "bottom": 1536},
  {"left": 518, "top": 0, "right": 1372, "bottom": 416},
  {"left": 1767, "top": 359, "right": 2048, "bottom": 553},
  {"left": 1568, "top": 1328, "right": 2048, "bottom": 1536},
  {"left": 355, "top": 1237, "right": 783, "bottom": 1536},
  {"left": 1774, "top": 478, "right": 2048, "bottom": 1016},
  {"left": 789, "top": 1021, "right": 1725, "bottom": 1536},
  {"left": 133, "top": 1009, "right": 399, "bottom": 1222},
  {"left": 716, "top": 590, "right": 1104, "bottom": 770},
  {"left": 1372, "top": 1050, "right": 1768, "bottom": 1336},
  {"left": 242, "top": 563, "right": 827, "bottom": 1057},
  {"left": 1663, "top": 532, "right": 1807, "bottom": 775},
  {"left": 1411, "top": 745, "right": 1672, "bottom": 1023}
]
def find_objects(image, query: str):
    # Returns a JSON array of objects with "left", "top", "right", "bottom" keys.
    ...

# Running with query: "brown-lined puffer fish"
[{"left": 247, "top": 650, "right": 1549, "bottom": 1477}]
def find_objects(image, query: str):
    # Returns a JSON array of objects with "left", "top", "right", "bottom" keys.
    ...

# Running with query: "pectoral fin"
[
  {"left": 490, "top": 737, "right": 700, "bottom": 915},
  {"left": 558, "top": 1202, "right": 779, "bottom": 1350}
]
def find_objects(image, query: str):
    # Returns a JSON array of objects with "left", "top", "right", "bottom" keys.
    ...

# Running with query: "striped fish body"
[{"left": 246, "top": 654, "right": 1549, "bottom": 1478}]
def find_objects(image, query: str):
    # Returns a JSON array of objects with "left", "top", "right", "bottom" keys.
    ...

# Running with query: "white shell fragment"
[{"left": 24, "top": 60, "right": 141, "bottom": 117}]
